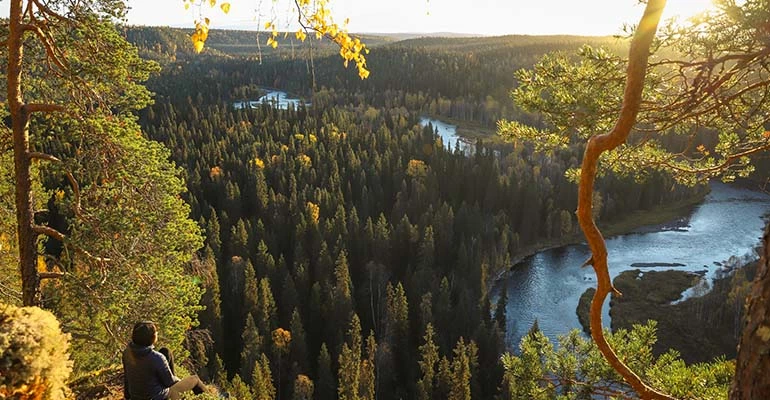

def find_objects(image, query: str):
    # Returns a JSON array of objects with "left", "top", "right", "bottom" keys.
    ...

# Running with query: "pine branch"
[{"left": 28, "top": 151, "right": 82, "bottom": 216}]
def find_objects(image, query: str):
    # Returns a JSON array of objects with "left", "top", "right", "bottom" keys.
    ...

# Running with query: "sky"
[{"left": 122, "top": 0, "right": 717, "bottom": 36}]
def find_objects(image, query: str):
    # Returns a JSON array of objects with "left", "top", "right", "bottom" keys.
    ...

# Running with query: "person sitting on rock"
[{"left": 123, "top": 321, "right": 208, "bottom": 400}]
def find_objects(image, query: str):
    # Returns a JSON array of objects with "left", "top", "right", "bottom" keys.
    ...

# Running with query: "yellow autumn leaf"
[
  {"left": 220, "top": 2, "right": 230, "bottom": 14},
  {"left": 184, "top": 2, "right": 190, "bottom": 10},
  {"left": 37, "top": 255, "right": 47, "bottom": 272},
  {"left": 193, "top": 39, "right": 205, "bottom": 53},
  {"left": 295, "top": 30, "right": 307, "bottom": 41},
  {"left": 209, "top": 0, "right": 216, "bottom": 7}
]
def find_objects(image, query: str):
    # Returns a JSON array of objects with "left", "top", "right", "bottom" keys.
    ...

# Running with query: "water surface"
[
  {"left": 497, "top": 182, "right": 770, "bottom": 346},
  {"left": 234, "top": 89, "right": 309, "bottom": 110},
  {"left": 419, "top": 117, "right": 475, "bottom": 154}
]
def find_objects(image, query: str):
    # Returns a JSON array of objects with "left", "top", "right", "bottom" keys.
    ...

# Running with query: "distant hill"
[
  {"left": 121, "top": 25, "right": 397, "bottom": 61},
  {"left": 359, "top": 32, "right": 488, "bottom": 40},
  {"left": 122, "top": 25, "right": 625, "bottom": 61},
  {"left": 392, "top": 34, "right": 623, "bottom": 53}
]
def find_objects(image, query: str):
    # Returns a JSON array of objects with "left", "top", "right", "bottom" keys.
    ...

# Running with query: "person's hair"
[{"left": 132, "top": 321, "right": 157, "bottom": 347}]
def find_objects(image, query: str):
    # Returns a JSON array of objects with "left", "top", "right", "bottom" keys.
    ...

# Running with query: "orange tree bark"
[
  {"left": 7, "top": 0, "right": 41, "bottom": 306},
  {"left": 731, "top": 221, "right": 770, "bottom": 399},
  {"left": 575, "top": 0, "right": 676, "bottom": 399}
]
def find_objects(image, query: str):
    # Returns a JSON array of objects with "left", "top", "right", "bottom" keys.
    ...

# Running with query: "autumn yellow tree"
[{"left": 182, "top": 0, "right": 370, "bottom": 79}]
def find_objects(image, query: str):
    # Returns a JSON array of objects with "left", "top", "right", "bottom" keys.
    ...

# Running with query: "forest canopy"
[{"left": 2, "top": 0, "right": 769, "bottom": 399}]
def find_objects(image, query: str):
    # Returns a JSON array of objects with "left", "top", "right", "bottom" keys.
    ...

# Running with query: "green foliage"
[
  {"left": 0, "top": 304, "right": 72, "bottom": 400},
  {"left": 501, "top": 0, "right": 770, "bottom": 185},
  {"left": 52, "top": 114, "right": 204, "bottom": 370},
  {"left": 338, "top": 313, "right": 362, "bottom": 400},
  {"left": 292, "top": 374, "right": 315, "bottom": 400},
  {"left": 2, "top": 1, "right": 204, "bottom": 372},
  {"left": 0, "top": 153, "right": 23, "bottom": 305},
  {"left": 316, "top": 343, "right": 335, "bottom": 400},
  {"left": 417, "top": 324, "right": 439, "bottom": 400},
  {"left": 251, "top": 353, "right": 276, "bottom": 400},
  {"left": 131, "top": 25, "right": 721, "bottom": 398},
  {"left": 180, "top": 392, "right": 222, "bottom": 400},
  {"left": 501, "top": 322, "right": 733, "bottom": 400}
]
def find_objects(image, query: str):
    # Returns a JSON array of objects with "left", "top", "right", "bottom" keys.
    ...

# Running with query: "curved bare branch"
[
  {"left": 32, "top": 224, "right": 65, "bottom": 241},
  {"left": 576, "top": 0, "right": 677, "bottom": 399}
]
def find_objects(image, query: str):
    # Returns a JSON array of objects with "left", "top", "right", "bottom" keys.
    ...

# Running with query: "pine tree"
[
  {"left": 419, "top": 293, "right": 434, "bottom": 332},
  {"left": 316, "top": 343, "right": 335, "bottom": 400},
  {"left": 384, "top": 282, "right": 410, "bottom": 398},
  {"left": 290, "top": 308, "right": 309, "bottom": 375},
  {"left": 252, "top": 353, "right": 276, "bottom": 400},
  {"left": 334, "top": 250, "right": 354, "bottom": 331},
  {"left": 230, "top": 219, "right": 249, "bottom": 258},
  {"left": 449, "top": 338, "right": 471, "bottom": 400},
  {"left": 256, "top": 240, "right": 277, "bottom": 279},
  {"left": 257, "top": 278, "right": 278, "bottom": 336},
  {"left": 359, "top": 331, "right": 377, "bottom": 400},
  {"left": 413, "top": 226, "right": 436, "bottom": 296},
  {"left": 241, "top": 314, "right": 264, "bottom": 383},
  {"left": 338, "top": 313, "right": 362, "bottom": 400},
  {"left": 494, "top": 286, "right": 508, "bottom": 334},
  {"left": 436, "top": 356, "right": 452, "bottom": 400},
  {"left": 207, "top": 210, "right": 222, "bottom": 260},
  {"left": 373, "top": 213, "right": 391, "bottom": 264},
  {"left": 417, "top": 324, "right": 439, "bottom": 400},
  {"left": 243, "top": 260, "right": 259, "bottom": 320},
  {"left": 281, "top": 274, "right": 300, "bottom": 327},
  {"left": 229, "top": 374, "right": 253, "bottom": 399},
  {"left": 255, "top": 168, "right": 269, "bottom": 211},
  {"left": 198, "top": 245, "right": 224, "bottom": 351},
  {"left": 212, "top": 354, "right": 228, "bottom": 389}
]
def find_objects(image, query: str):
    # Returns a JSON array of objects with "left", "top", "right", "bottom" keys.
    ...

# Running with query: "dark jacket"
[{"left": 123, "top": 342, "right": 179, "bottom": 400}]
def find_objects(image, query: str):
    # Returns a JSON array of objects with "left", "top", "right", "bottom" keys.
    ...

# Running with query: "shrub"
[{"left": 0, "top": 303, "right": 72, "bottom": 399}]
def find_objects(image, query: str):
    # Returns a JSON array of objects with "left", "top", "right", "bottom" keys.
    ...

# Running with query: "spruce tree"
[
  {"left": 449, "top": 338, "right": 471, "bottom": 400},
  {"left": 359, "top": 331, "right": 377, "bottom": 400},
  {"left": 243, "top": 260, "right": 259, "bottom": 320},
  {"left": 494, "top": 286, "right": 508, "bottom": 334},
  {"left": 252, "top": 353, "right": 276, "bottom": 400},
  {"left": 257, "top": 278, "right": 278, "bottom": 336},
  {"left": 241, "top": 314, "right": 264, "bottom": 383},
  {"left": 316, "top": 343, "right": 335, "bottom": 400},
  {"left": 417, "top": 324, "right": 439, "bottom": 400},
  {"left": 290, "top": 308, "right": 309, "bottom": 375},
  {"left": 338, "top": 313, "right": 362, "bottom": 400}
]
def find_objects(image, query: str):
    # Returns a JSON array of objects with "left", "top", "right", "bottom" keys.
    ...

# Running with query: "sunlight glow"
[
  {"left": 119, "top": 0, "right": 721, "bottom": 36},
  {"left": 662, "top": 0, "right": 716, "bottom": 21}
]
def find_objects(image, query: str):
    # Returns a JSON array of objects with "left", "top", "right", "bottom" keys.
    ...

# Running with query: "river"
[
  {"left": 419, "top": 117, "right": 475, "bottom": 154},
  {"left": 233, "top": 89, "right": 309, "bottom": 110},
  {"left": 495, "top": 182, "right": 770, "bottom": 347}
]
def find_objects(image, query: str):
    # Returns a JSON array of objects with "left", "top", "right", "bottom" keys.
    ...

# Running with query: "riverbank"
[
  {"left": 421, "top": 115, "right": 509, "bottom": 147},
  {"left": 492, "top": 189, "right": 708, "bottom": 283},
  {"left": 575, "top": 264, "right": 757, "bottom": 364}
]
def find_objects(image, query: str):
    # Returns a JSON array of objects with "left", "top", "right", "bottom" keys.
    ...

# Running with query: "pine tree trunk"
[
  {"left": 7, "top": 0, "right": 40, "bottom": 306},
  {"left": 731, "top": 221, "right": 770, "bottom": 399}
]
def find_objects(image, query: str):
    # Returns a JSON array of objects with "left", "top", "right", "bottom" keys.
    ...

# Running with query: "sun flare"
[{"left": 662, "top": 0, "right": 717, "bottom": 21}]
